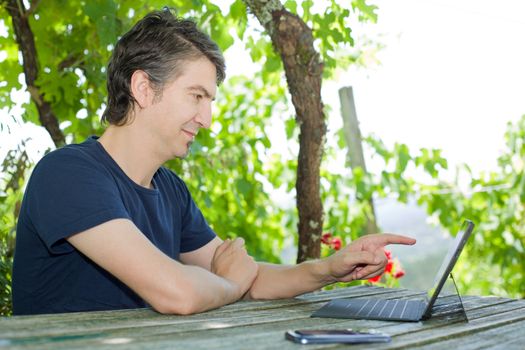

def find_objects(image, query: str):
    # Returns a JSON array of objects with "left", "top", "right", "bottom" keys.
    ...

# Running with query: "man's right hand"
[{"left": 211, "top": 238, "right": 259, "bottom": 298}]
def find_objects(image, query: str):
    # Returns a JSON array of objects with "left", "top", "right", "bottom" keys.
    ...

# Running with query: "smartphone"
[{"left": 285, "top": 329, "right": 391, "bottom": 344}]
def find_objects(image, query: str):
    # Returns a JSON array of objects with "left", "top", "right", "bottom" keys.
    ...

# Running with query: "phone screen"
[
  {"left": 285, "top": 329, "right": 391, "bottom": 344},
  {"left": 296, "top": 330, "right": 366, "bottom": 335}
]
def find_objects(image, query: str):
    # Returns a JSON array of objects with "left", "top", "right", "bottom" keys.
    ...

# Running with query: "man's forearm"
[
  {"left": 247, "top": 261, "right": 336, "bottom": 300},
  {"left": 155, "top": 264, "right": 242, "bottom": 314}
]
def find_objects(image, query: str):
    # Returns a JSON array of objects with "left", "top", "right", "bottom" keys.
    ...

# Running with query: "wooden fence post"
[{"left": 339, "top": 86, "right": 379, "bottom": 235}]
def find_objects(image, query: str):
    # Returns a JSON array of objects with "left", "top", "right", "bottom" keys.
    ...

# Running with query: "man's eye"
[{"left": 194, "top": 94, "right": 203, "bottom": 100}]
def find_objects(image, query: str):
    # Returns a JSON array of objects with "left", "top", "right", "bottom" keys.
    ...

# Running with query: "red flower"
[
  {"left": 367, "top": 250, "right": 406, "bottom": 283},
  {"left": 393, "top": 269, "right": 405, "bottom": 279},
  {"left": 330, "top": 237, "right": 342, "bottom": 251},
  {"left": 385, "top": 260, "right": 394, "bottom": 274},
  {"left": 368, "top": 275, "right": 382, "bottom": 283},
  {"left": 321, "top": 232, "right": 332, "bottom": 245}
]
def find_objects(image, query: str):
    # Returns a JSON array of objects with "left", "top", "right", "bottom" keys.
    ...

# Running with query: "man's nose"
[{"left": 196, "top": 102, "right": 212, "bottom": 129}]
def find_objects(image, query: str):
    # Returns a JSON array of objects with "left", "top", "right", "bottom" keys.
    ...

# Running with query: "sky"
[
  {"left": 2, "top": 0, "right": 525, "bottom": 181},
  {"left": 323, "top": 0, "right": 525, "bottom": 178}
]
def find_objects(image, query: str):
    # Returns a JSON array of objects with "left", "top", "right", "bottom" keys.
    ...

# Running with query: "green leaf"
[
  {"left": 284, "top": 0, "right": 297, "bottom": 13},
  {"left": 285, "top": 117, "right": 296, "bottom": 140},
  {"left": 229, "top": 0, "right": 247, "bottom": 39},
  {"left": 83, "top": 0, "right": 118, "bottom": 46},
  {"left": 236, "top": 178, "right": 252, "bottom": 197},
  {"left": 351, "top": 0, "right": 378, "bottom": 22},
  {"left": 264, "top": 55, "right": 281, "bottom": 73},
  {"left": 395, "top": 143, "right": 410, "bottom": 173},
  {"left": 301, "top": 0, "right": 314, "bottom": 19}
]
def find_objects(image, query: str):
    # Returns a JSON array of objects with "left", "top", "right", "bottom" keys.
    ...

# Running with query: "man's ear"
[{"left": 130, "top": 70, "right": 152, "bottom": 108}]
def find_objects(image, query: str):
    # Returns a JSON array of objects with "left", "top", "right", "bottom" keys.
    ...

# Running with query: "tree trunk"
[
  {"left": 243, "top": 0, "right": 326, "bottom": 263},
  {"left": 4, "top": 0, "right": 65, "bottom": 147}
]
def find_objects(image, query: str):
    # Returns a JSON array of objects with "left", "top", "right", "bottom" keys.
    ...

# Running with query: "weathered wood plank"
[
  {"left": 0, "top": 287, "right": 521, "bottom": 350},
  {"left": 355, "top": 300, "right": 525, "bottom": 350},
  {"left": 2, "top": 297, "right": 522, "bottom": 350},
  {"left": 0, "top": 286, "right": 417, "bottom": 338},
  {"left": 0, "top": 289, "right": 426, "bottom": 343},
  {"left": 406, "top": 319, "right": 525, "bottom": 350}
]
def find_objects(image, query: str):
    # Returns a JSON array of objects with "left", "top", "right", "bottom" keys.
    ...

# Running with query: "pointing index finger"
[{"left": 378, "top": 233, "right": 416, "bottom": 246}]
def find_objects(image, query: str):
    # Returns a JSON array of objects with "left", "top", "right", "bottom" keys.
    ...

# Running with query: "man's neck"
[{"left": 98, "top": 125, "right": 164, "bottom": 189}]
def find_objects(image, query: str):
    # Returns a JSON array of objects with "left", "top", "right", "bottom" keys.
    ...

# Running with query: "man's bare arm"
[
  {"left": 247, "top": 234, "right": 416, "bottom": 299},
  {"left": 180, "top": 236, "right": 222, "bottom": 270},
  {"left": 177, "top": 233, "right": 415, "bottom": 300},
  {"left": 67, "top": 219, "right": 257, "bottom": 314},
  {"left": 247, "top": 252, "right": 377, "bottom": 299}
]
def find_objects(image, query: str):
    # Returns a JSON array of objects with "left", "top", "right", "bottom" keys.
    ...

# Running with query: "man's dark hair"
[{"left": 101, "top": 9, "right": 226, "bottom": 125}]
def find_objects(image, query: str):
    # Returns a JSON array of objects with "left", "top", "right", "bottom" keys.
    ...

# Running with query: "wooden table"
[{"left": 1, "top": 285, "right": 524, "bottom": 349}]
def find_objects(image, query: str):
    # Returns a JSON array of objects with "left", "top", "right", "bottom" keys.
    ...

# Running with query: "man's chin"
[{"left": 176, "top": 141, "right": 193, "bottom": 159}]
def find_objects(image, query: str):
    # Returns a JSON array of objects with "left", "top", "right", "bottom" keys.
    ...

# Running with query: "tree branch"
[
  {"left": 5, "top": 0, "right": 65, "bottom": 147},
  {"left": 23, "top": 0, "right": 41, "bottom": 19}
]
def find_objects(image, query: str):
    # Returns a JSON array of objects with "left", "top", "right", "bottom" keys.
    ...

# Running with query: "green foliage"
[
  {"left": 417, "top": 116, "right": 525, "bottom": 299},
  {"left": 321, "top": 133, "right": 449, "bottom": 241},
  {"left": 0, "top": 187, "right": 19, "bottom": 317},
  {"left": 0, "top": 142, "right": 30, "bottom": 316},
  {"left": 322, "top": 115, "right": 525, "bottom": 299},
  {"left": 322, "top": 117, "right": 525, "bottom": 299},
  {"left": 283, "top": 0, "right": 380, "bottom": 76}
]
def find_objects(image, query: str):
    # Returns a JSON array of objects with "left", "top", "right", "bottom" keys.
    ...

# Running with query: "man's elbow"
[
  {"left": 152, "top": 300, "right": 196, "bottom": 315},
  {"left": 149, "top": 284, "right": 200, "bottom": 315}
]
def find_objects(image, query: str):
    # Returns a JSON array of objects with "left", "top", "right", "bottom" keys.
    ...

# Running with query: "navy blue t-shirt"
[{"left": 12, "top": 136, "right": 216, "bottom": 315}]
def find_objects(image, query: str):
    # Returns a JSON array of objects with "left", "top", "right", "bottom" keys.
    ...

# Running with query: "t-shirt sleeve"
[
  {"left": 173, "top": 174, "right": 216, "bottom": 253},
  {"left": 24, "top": 150, "right": 130, "bottom": 255}
]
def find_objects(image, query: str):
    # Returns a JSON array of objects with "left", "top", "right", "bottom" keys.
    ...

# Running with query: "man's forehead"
[{"left": 173, "top": 58, "right": 217, "bottom": 95}]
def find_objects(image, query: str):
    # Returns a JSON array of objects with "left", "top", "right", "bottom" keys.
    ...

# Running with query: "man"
[{"left": 12, "top": 9, "right": 415, "bottom": 315}]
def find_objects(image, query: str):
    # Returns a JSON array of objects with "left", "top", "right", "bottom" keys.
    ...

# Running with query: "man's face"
[{"left": 145, "top": 57, "right": 217, "bottom": 159}]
